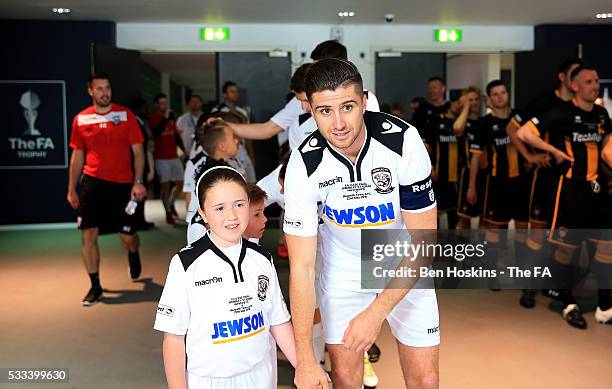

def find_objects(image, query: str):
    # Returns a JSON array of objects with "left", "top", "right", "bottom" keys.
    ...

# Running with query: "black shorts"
[
  {"left": 457, "top": 167, "right": 486, "bottom": 218},
  {"left": 549, "top": 177, "right": 609, "bottom": 247},
  {"left": 529, "top": 166, "right": 558, "bottom": 224},
  {"left": 482, "top": 174, "right": 530, "bottom": 225},
  {"left": 433, "top": 181, "right": 458, "bottom": 211},
  {"left": 78, "top": 175, "right": 136, "bottom": 235}
]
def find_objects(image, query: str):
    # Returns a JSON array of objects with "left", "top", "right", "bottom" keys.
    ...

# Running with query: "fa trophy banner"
[{"left": 0, "top": 80, "right": 68, "bottom": 169}]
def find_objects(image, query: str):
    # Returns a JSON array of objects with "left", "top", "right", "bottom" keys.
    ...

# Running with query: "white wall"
[
  {"left": 447, "top": 54, "right": 499, "bottom": 93},
  {"left": 117, "top": 23, "right": 533, "bottom": 94}
]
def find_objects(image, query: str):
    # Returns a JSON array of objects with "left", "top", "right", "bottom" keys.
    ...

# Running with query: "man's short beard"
[{"left": 95, "top": 98, "right": 111, "bottom": 108}]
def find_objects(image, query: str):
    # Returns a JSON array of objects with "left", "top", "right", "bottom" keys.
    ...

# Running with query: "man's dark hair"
[
  {"left": 87, "top": 72, "right": 111, "bottom": 88},
  {"left": 304, "top": 58, "right": 363, "bottom": 101},
  {"left": 310, "top": 40, "right": 348, "bottom": 60},
  {"left": 222, "top": 81, "right": 237, "bottom": 94},
  {"left": 570, "top": 64, "right": 596, "bottom": 81},
  {"left": 154, "top": 93, "right": 167, "bottom": 103},
  {"left": 290, "top": 63, "right": 312, "bottom": 93},
  {"left": 558, "top": 57, "right": 583, "bottom": 75},
  {"left": 486, "top": 80, "right": 507, "bottom": 96},
  {"left": 188, "top": 94, "right": 203, "bottom": 103},
  {"left": 411, "top": 96, "right": 427, "bottom": 105},
  {"left": 428, "top": 76, "right": 446, "bottom": 86}
]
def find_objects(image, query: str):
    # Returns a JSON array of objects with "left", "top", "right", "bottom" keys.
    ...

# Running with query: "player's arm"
[
  {"left": 227, "top": 120, "right": 283, "bottom": 140},
  {"left": 131, "top": 143, "right": 147, "bottom": 200},
  {"left": 602, "top": 134, "right": 612, "bottom": 168},
  {"left": 467, "top": 152, "right": 481, "bottom": 205},
  {"left": 506, "top": 117, "right": 550, "bottom": 167},
  {"left": 516, "top": 120, "right": 572, "bottom": 164},
  {"left": 283, "top": 151, "right": 330, "bottom": 389},
  {"left": 67, "top": 149, "right": 84, "bottom": 209},
  {"left": 453, "top": 95, "right": 470, "bottom": 132},
  {"left": 270, "top": 321, "right": 297, "bottom": 368},
  {"left": 162, "top": 333, "right": 187, "bottom": 389},
  {"left": 286, "top": 235, "right": 323, "bottom": 364}
]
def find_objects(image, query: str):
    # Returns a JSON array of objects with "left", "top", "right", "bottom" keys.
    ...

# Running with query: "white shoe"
[
  {"left": 595, "top": 306, "right": 612, "bottom": 324},
  {"left": 363, "top": 353, "right": 379, "bottom": 388}
]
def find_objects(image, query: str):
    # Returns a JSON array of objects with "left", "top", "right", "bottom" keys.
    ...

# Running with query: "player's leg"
[
  {"left": 326, "top": 344, "right": 363, "bottom": 388},
  {"left": 548, "top": 178, "right": 586, "bottom": 329},
  {"left": 397, "top": 344, "right": 439, "bottom": 389},
  {"left": 318, "top": 277, "right": 375, "bottom": 388},
  {"left": 77, "top": 175, "right": 103, "bottom": 305},
  {"left": 387, "top": 288, "right": 440, "bottom": 389},
  {"left": 167, "top": 159, "right": 184, "bottom": 218},
  {"left": 156, "top": 159, "right": 174, "bottom": 224},
  {"left": 481, "top": 175, "right": 510, "bottom": 289},
  {"left": 120, "top": 233, "right": 141, "bottom": 281},
  {"left": 81, "top": 227, "right": 102, "bottom": 305}
]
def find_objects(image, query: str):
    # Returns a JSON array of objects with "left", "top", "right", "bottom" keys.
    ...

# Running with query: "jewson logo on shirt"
[
  {"left": 211, "top": 311, "right": 265, "bottom": 344},
  {"left": 322, "top": 202, "right": 396, "bottom": 228}
]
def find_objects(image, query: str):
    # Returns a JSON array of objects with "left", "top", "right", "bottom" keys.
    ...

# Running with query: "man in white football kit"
[
  {"left": 154, "top": 233, "right": 291, "bottom": 388},
  {"left": 284, "top": 59, "right": 439, "bottom": 389}
]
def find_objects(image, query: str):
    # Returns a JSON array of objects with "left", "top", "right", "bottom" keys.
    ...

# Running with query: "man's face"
[
  {"left": 409, "top": 101, "right": 420, "bottom": 114},
  {"left": 224, "top": 85, "right": 240, "bottom": 104},
  {"left": 449, "top": 99, "right": 462, "bottom": 116},
  {"left": 295, "top": 91, "right": 311, "bottom": 113},
  {"left": 466, "top": 91, "right": 481, "bottom": 115},
  {"left": 572, "top": 69, "right": 600, "bottom": 104},
  {"left": 309, "top": 83, "right": 367, "bottom": 152},
  {"left": 487, "top": 85, "right": 509, "bottom": 110},
  {"left": 427, "top": 80, "right": 446, "bottom": 102},
  {"left": 188, "top": 97, "right": 202, "bottom": 112},
  {"left": 243, "top": 200, "right": 267, "bottom": 240},
  {"left": 559, "top": 63, "right": 581, "bottom": 91},
  {"left": 88, "top": 79, "right": 112, "bottom": 108},
  {"left": 156, "top": 97, "right": 169, "bottom": 113}
]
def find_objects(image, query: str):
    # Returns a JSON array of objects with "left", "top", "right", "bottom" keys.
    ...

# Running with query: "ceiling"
[{"left": 3, "top": 0, "right": 612, "bottom": 25}]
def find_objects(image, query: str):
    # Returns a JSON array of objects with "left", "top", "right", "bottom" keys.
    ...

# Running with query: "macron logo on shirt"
[{"left": 381, "top": 119, "right": 403, "bottom": 134}]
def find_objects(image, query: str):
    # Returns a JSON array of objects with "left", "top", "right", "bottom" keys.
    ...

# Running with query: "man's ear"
[{"left": 362, "top": 93, "right": 368, "bottom": 113}]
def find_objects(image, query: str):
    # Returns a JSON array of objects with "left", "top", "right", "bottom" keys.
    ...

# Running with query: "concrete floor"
[{"left": 0, "top": 200, "right": 610, "bottom": 389}]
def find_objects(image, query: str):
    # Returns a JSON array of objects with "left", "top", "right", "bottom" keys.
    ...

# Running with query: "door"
[
  {"left": 216, "top": 52, "right": 292, "bottom": 179},
  {"left": 375, "top": 52, "right": 446, "bottom": 120}
]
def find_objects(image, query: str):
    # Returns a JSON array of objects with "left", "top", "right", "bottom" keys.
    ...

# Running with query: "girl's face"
[{"left": 198, "top": 181, "right": 249, "bottom": 247}]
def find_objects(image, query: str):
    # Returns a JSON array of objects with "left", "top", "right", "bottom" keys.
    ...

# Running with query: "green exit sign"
[
  {"left": 200, "top": 27, "right": 230, "bottom": 41},
  {"left": 435, "top": 29, "right": 462, "bottom": 43}
]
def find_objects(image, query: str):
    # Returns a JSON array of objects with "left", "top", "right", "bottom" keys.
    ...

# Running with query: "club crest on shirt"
[
  {"left": 371, "top": 167, "right": 394, "bottom": 194},
  {"left": 258, "top": 275, "right": 269, "bottom": 301},
  {"left": 111, "top": 113, "right": 121, "bottom": 125}
]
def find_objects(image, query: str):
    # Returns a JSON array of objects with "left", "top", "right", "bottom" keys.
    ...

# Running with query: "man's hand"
[
  {"left": 342, "top": 306, "right": 385, "bottom": 355},
  {"left": 294, "top": 360, "right": 331, "bottom": 389},
  {"left": 131, "top": 183, "right": 147, "bottom": 201},
  {"left": 206, "top": 117, "right": 222, "bottom": 126},
  {"left": 67, "top": 190, "right": 79, "bottom": 209},
  {"left": 467, "top": 186, "right": 477, "bottom": 205},
  {"left": 525, "top": 152, "right": 551, "bottom": 168},
  {"left": 551, "top": 148, "right": 574, "bottom": 165}
]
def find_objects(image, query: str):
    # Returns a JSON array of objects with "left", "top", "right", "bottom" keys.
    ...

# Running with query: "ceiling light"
[
  {"left": 52, "top": 8, "right": 71, "bottom": 14},
  {"left": 337, "top": 11, "right": 355, "bottom": 18},
  {"left": 595, "top": 13, "right": 612, "bottom": 18}
]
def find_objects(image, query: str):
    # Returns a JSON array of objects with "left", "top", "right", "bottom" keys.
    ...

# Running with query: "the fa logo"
[
  {"left": 371, "top": 167, "right": 394, "bottom": 194},
  {"left": 258, "top": 275, "right": 269, "bottom": 301},
  {"left": 111, "top": 114, "right": 121, "bottom": 125}
]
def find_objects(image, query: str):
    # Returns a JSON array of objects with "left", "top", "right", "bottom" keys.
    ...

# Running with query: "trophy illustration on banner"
[{"left": 20, "top": 90, "right": 41, "bottom": 136}]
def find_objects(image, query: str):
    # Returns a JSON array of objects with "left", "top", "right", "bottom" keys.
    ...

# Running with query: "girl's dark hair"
[{"left": 196, "top": 166, "right": 248, "bottom": 208}]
